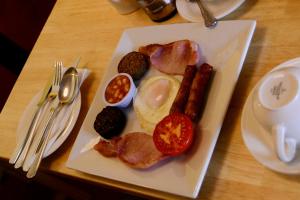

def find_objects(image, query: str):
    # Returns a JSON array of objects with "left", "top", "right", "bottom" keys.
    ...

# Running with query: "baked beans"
[{"left": 105, "top": 75, "right": 131, "bottom": 104}]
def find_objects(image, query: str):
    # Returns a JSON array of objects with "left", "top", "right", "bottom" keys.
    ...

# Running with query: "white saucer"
[
  {"left": 176, "top": 0, "right": 245, "bottom": 23},
  {"left": 241, "top": 57, "right": 300, "bottom": 174}
]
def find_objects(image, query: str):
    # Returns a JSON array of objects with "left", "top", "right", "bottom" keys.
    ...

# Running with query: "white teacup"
[{"left": 252, "top": 66, "right": 300, "bottom": 162}]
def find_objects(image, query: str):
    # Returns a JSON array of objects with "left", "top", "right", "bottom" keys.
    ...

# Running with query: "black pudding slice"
[
  {"left": 118, "top": 51, "right": 149, "bottom": 81},
  {"left": 93, "top": 106, "right": 126, "bottom": 139}
]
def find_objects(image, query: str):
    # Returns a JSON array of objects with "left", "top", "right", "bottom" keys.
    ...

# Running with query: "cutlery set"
[{"left": 9, "top": 61, "right": 80, "bottom": 178}]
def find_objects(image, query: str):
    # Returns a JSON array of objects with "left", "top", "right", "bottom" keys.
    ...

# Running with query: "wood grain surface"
[{"left": 1, "top": 0, "right": 300, "bottom": 199}]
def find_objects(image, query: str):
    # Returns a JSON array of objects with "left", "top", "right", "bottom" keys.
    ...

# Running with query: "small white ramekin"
[{"left": 103, "top": 73, "right": 136, "bottom": 108}]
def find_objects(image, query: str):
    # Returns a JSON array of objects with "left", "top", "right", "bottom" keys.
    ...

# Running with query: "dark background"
[
  {"left": 0, "top": 0, "right": 56, "bottom": 112},
  {"left": 0, "top": 1, "right": 149, "bottom": 199}
]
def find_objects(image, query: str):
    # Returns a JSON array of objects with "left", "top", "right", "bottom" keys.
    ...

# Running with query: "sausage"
[
  {"left": 169, "top": 65, "right": 197, "bottom": 114},
  {"left": 184, "top": 63, "right": 213, "bottom": 122}
]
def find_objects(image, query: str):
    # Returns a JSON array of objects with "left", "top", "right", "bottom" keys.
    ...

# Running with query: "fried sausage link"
[
  {"left": 184, "top": 63, "right": 213, "bottom": 122},
  {"left": 170, "top": 65, "right": 197, "bottom": 114}
]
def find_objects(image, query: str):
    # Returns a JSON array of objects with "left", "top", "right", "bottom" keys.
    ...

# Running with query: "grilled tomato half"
[{"left": 153, "top": 113, "right": 194, "bottom": 156}]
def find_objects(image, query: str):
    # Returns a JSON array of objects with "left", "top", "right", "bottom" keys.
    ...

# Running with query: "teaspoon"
[{"left": 189, "top": 0, "right": 217, "bottom": 28}]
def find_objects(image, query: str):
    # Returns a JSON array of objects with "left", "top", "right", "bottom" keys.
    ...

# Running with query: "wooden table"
[{"left": 1, "top": 0, "right": 300, "bottom": 199}]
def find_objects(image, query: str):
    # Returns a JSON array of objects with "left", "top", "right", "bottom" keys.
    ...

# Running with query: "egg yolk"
[{"left": 143, "top": 79, "right": 170, "bottom": 109}]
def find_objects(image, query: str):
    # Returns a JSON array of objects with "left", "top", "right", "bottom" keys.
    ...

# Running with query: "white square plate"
[{"left": 67, "top": 21, "right": 256, "bottom": 198}]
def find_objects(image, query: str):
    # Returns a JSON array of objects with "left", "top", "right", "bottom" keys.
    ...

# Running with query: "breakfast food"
[
  {"left": 105, "top": 74, "right": 131, "bottom": 104},
  {"left": 93, "top": 106, "right": 127, "bottom": 139},
  {"left": 94, "top": 132, "right": 165, "bottom": 169},
  {"left": 104, "top": 73, "right": 136, "bottom": 108},
  {"left": 170, "top": 65, "right": 197, "bottom": 114},
  {"left": 133, "top": 75, "right": 180, "bottom": 132},
  {"left": 139, "top": 40, "right": 201, "bottom": 75},
  {"left": 94, "top": 40, "right": 214, "bottom": 169},
  {"left": 118, "top": 51, "right": 149, "bottom": 80},
  {"left": 184, "top": 63, "right": 213, "bottom": 121},
  {"left": 94, "top": 137, "right": 121, "bottom": 157},
  {"left": 153, "top": 113, "right": 194, "bottom": 156}
]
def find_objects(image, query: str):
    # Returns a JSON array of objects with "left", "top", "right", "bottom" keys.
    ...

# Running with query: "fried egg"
[{"left": 133, "top": 75, "right": 180, "bottom": 133}]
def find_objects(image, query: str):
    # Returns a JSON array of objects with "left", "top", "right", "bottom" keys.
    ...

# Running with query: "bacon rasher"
[
  {"left": 94, "top": 132, "right": 165, "bottom": 169},
  {"left": 139, "top": 40, "right": 201, "bottom": 75}
]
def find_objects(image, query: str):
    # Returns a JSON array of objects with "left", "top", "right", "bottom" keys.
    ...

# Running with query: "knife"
[{"left": 9, "top": 73, "right": 53, "bottom": 167}]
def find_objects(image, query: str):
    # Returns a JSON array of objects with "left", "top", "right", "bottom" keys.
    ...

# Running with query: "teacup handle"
[{"left": 272, "top": 125, "right": 297, "bottom": 162}]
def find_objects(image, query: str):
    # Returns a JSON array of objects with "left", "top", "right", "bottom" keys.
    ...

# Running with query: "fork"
[
  {"left": 46, "top": 61, "right": 63, "bottom": 100},
  {"left": 12, "top": 62, "right": 63, "bottom": 169},
  {"left": 25, "top": 62, "right": 63, "bottom": 177},
  {"left": 189, "top": 0, "right": 217, "bottom": 28}
]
